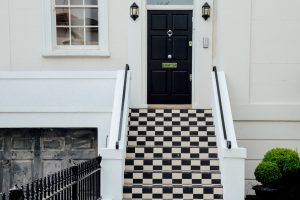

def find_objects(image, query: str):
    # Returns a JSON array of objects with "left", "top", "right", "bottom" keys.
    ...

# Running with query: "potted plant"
[
  {"left": 253, "top": 161, "right": 282, "bottom": 200},
  {"left": 253, "top": 148, "right": 300, "bottom": 200}
]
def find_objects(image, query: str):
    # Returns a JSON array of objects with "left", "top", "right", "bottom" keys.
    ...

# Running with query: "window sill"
[{"left": 42, "top": 49, "right": 110, "bottom": 57}]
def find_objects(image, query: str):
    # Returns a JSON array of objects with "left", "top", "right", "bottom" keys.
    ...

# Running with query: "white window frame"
[{"left": 43, "top": 0, "right": 109, "bottom": 57}]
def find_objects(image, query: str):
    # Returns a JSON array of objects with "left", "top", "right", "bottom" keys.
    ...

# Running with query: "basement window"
[{"left": 43, "top": 0, "right": 109, "bottom": 56}]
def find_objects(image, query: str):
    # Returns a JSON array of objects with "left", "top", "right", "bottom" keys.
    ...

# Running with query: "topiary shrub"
[
  {"left": 263, "top": 148, "right": 300, "bottom": 174},
  {"left": 255, "top": 161, "right": 282, "bottom": 186}
]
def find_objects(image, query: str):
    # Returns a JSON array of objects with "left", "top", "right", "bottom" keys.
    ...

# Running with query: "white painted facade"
[
  {"left": 0, "top": 0, "right": 300, "bottom": 196},
  {"left": 214, "top": 0, "right": 300, "bottom": 195}
]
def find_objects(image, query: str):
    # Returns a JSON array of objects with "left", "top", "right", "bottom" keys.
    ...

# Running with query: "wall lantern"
[
  {"left": 202, "top": 2, "right": 211, "bottom": 21},
  {"left": 130, "top": 3, "right": 139, "bottom": 21}
]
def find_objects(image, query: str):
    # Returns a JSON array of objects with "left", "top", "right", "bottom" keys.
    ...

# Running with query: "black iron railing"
[
  {"left": 0, "top": 156, "right": 102, "bottom": 200},
  {"left": 116, "top": 64, "right": 130, "bottom": 149},
  {"left": 212, "top": 66, "right": 232, "bottom": 149}
]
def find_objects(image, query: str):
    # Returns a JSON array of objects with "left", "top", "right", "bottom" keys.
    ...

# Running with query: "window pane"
[
  {"left": 85, "top": 0, "right": 98, "bottom": 5},
  {"left": 55, "top": 0, "right": 68, "bottom": 5},
  {"left": 57, "top": 28, "right": 70, "bottom": 45},
  {"left": 71, "top": 27, "right": 84, "bottom": 45},
  {"left": 70, "top": 8, "right": 84, "bottom": 26},
  {"left": 85, "top": 8, "right": 98, "bottom": 26},
  {"left": 86, "top": 28, "right": 98, "bottom": 45},
  {"left": 147, "top": 0, "right": 193, "bottom": 5},
  {"left": 56, "top": 8, "right": 69, "bottom": 26},
  {"left": 70, "top": 0, "right": 83, "bottom": 5}
]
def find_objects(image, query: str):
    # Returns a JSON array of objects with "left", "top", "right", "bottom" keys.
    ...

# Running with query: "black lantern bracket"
[
  {"left": 130, "top": 2, "right": 139, "bottom": 21},
  {"left": 202, "top": 2, "right": 211, "bottom": 21}
]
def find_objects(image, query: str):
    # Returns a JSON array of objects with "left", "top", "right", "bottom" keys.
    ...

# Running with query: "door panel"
[
  {"left": 151, "top": 14, "right": 168, "bottom": 30},
  {"left": 172, "top": 15, "right": 189, "bottom": 30},
  {"left": 151, "top": 36, "right": 168, "bottom": 59},
  {"left": 173, "top": 36, "right": 188, "bottom": 59},
  {"left": 151, "top": 70, "right": 168, "bottom": 94},
  {"left": 148, "top": 10, "right": 193, "bottom": 104},
  {"left": 172, "top": 71, "right": 189, "bottom": 94}
]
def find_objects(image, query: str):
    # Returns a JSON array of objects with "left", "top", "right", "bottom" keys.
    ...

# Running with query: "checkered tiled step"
[
  {"left": 127, "top": 135, "right": 217, "bottom": 147},
  {"left": 130, "top": 108, "right": 213, "bottom": 116},
  {"left": 125, "top": 159, "right": 220, "bottom": 171},
  {"left": 129, "top": 109, "right": 213, "bottom": 126},
  {"left": 126, "top": 146, "right": 218, "bottom": 159},
  {"left": 123, "top": 185, "right": 223, "bottom": 200},
  {"left": 124, "top": 170, "right": 221, "bottom": 185},
  {"left": 128, "top": 126, "right": 215, "bottom": 136},
  {"left": 129, "top": 119, "right": 213, "bottom": 126},
  {"left": 124, "top": 108, "right": 222, "bottom": 200}
]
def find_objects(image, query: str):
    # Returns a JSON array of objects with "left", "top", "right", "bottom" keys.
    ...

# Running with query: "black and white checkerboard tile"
[
  {"left": 127, "top": 135, "right": 217, "bottom": 147},
  {"left": 130, "top": 108, "right": 213, "bottom": 116},
  {"left": 123, "top": 185, "right": 223, "bottom": 200},
  {"left": 124, "top": 171, "right": 221, "bottom": 185},
  {"left": 129, "top": 108, "right": 214, "bottom": 126},
  {"left": 126, "top": 146, "right": 218, "bottom": 159},
  {"left": 125, "top": 159, "right": 220, "bottom": 171},
  {"left": 124, "top": 108, "right": 223, "bottom": 199},
  {"left": 128, "top": 125, "right": 215, "bottom": 136}
]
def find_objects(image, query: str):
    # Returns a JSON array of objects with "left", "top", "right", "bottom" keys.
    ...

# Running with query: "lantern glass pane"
[
  {"left": 205, "top": 8, "right": 209, "bottom": 15},
  {"left": 147, "top": 0, "right": 193, "bottom": 5},
  {"left": 132, "top": 8, "right": 138, "bottom": 15}
]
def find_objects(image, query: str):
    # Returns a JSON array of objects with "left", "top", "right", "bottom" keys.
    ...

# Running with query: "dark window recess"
[{"left": 0, "top": 128, "right": 98, "bottom": 194}]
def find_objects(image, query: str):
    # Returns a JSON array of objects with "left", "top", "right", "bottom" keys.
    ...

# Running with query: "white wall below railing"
[
  {"left": 0, "top": 71, "right": 118, "bottom": 153},
  {"left": 211, "top": 70, "right": 247, "bottom": 200}
]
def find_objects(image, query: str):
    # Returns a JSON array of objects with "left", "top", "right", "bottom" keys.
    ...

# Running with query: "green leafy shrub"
[
  {"left": 263, "top": 148, "right": 300, "bottom": 174},
  {"left": 255, "top": 161, "right": 282, "bottom": 186}
]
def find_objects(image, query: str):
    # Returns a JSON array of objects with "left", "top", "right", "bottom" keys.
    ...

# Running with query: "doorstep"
[{"left": 148, "top": 104, "right": 192, "bottom": 109}]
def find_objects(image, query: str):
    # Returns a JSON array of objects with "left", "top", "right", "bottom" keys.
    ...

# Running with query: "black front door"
[{"left": 147, "top": 10, "right": 193, "bottom": 104}]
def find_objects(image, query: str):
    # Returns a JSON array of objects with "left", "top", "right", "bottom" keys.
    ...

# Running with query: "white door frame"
[{"left": 128, "top": 0, "right": 214, "bottom": 108}]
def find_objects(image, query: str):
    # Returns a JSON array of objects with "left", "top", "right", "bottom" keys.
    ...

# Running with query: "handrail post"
[
  {"left": 71, "top": 165, "right": 79, "bottom": 200},
  {"left": 213, "top": 66, "right": 232, "bottom": 149}
]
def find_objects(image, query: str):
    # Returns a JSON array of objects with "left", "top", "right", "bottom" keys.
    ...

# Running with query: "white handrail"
[{"left": 211, "top": 67, "right": 247, "bottom": 200}]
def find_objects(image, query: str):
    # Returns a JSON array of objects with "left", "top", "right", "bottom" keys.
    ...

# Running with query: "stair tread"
[
  {"left": 124, "top": 170, "right": 221, "bottom": 173},
  {"left": 127, "top": 145, "right": 217, "bottom": 148},
  {"left": 125, "top": 157, "right": 219, "bottom": 160},
  {"left": 128, "top": 125, "right": 215, "bottom": 127},
  {"left": 123, "top": 184, "right": 223, "bottom": 188}
]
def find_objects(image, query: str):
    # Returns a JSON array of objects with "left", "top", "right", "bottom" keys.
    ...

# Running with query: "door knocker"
[{"left": 167, "top": 30, "right": 173, "bottom": 37}]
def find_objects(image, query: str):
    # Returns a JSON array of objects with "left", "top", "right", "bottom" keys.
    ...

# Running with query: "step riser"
[
  {"left": 124, "top": 172, "right": 221, "bottom": 185},
  {"left": 127, "top": 136, "right": 217, "bottom": 147},
  {"left": 130, "top": 108, "right": 212, "bottom": 114},
  {"left": 125, "top": 159, "right": 220, "bottom": 171},
  {"left": 129, "top": 121, "right": 213, "bottom": 126},
  {"left": 129, "top": 126, "right": 215, "bottom": 132},
  {"left": 128, "top": 136, "right": 216, "bottom": 142},
  {"left": 128, "top": 131, "right": 215, "bottom": 137},
  {"left": 123, "top": 186, "right": 223, "bottom": 200},
  {"left": 128, "top": 141, "right": 217, "bottom": 147},
  {"left": 129, "top": 116, "right": 213, "bottom": 122},
  {"left": 126, "top": 147, "right": 218, "bottom": 159}
]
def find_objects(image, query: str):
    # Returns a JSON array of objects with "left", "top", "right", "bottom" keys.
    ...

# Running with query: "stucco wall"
[
  {"left": 0, "top": 0, "right": 128, "bottom": 71},
  {"left": 215, "top": 0, "right": 300, "bottom": 195}
]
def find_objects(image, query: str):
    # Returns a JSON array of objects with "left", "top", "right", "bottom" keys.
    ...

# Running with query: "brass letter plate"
[{"left": 162, "top": 63, "right": 177, "bottom": 69}]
